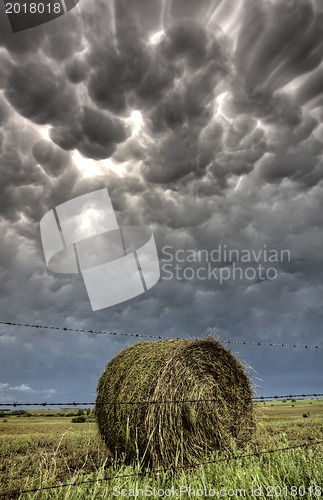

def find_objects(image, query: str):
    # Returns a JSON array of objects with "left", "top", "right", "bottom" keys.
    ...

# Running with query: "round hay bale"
[{"left": 96, "top": 337, "right": 255, "bottom": 467}]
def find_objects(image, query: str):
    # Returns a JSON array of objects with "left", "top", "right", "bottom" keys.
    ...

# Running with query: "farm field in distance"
[{"left": 0, "top": 399, "right": 322, "bottom": 499}]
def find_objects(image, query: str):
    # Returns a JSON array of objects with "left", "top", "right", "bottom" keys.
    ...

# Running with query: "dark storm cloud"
[
  {"left": 295, "top": 65, "right": 323, "bottom": 109},
  {"left": 0, "top": 121, "right": 44, "bottom": 222},
  {"left": 1, "top": 4, "right": 130, "bottom": 162},
  {"left": 160, "top": 21, "right": 209, "bottom": 67},
  {"left": 50, "top": 106, "right": 130, "bottom": 159},
  {"left": 138, "top": 23, "right": 231, "bottom": 184},
  {"left": 163, "top": 0, "right": 221, "bottom": 29},
  {"left": 64, "top": 54, "right": 88, "bottom": 83},
  {"left": 0, "top": 50, "right": 13, "bottom": 88},
  {"left": 0, "top": 117, "right": 84, "bottom": 231},
  {"left": 40, "top": 14, "right": 85, "bottom": 61},
  {"left": 260, "top": 144, "right": 323, "bottom": 188},
  {"left": 32, "top": 140, "right": 70, "bottom": 178},
  {"left": 235, "top": 0, "right": 323, "bottom": 94},
  {"left": 0, "top": 29, "right": 45, "bottom": 56},
  {"left": 0, "top": 97, "right": 9, "bottom": 126},
  {"left": 224, "top": 85, "right": 303, "bottom": 129},
  {"left": 135, "top": 48, "right": 179, "bottom": 107},
  {"left": 5, "top": 59, "right": 79, "bottom": 124},
  {"left": 84, "top": 0, "right": 152, "bottom": 114}
]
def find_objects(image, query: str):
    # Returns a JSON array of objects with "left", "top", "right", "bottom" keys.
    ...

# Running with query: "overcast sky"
[{"left": 0, "top": 0, "right": 323, "bottom": 405}]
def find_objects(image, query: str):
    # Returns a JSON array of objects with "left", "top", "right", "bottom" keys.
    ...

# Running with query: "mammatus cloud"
[{"left": 0, "top": 0, "right": 322, "bottom": 400}]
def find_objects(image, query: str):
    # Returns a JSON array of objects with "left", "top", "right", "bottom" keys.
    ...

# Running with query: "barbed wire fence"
[
  {"left": 1, "top": 320, "right": 323, "bottom": 349},
  {"left": 0, "top": 319, "right": 322, "bottom": 497},
  {"left": 0, "top": 393, "right": 322, "bottom": 408}
]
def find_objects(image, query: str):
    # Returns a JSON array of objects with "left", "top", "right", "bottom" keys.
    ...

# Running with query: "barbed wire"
[
  {"left": 0, "top": 320, "right": 173, "bottom": 340},
  {"left": 1, "top": 320, "right": 322, "bottom": 349},
  {"left": 253, "top": 393, "right": 323, "bottom": 400},
  {"left": 1, "top": 440, "right": 322, "bottom": 498},
  {"left": 0, "top": 393, "right": 322, "bottom": 407},
  {"left": 218, "top": 338, "right": 323, "bottom": 349}
]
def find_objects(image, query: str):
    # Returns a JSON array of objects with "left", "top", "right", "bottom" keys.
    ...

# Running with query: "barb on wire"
[
  {"left": 218, "top": 338, "right": 323, "bottom": 350},
  {"left": 0, "top": 393, "right": 322, "bottom": 407},
  {"left": 0, "top": 320, "right": 171, "bottom": 341},
  {"left": 0, "top": 440, "right": 322, "bottom": 498},
  {"left": 253, "top": 392, "right": 323, "bottom": 400},
  {"left": 1, "top": 320, "right": 322, "bottom": 349}
]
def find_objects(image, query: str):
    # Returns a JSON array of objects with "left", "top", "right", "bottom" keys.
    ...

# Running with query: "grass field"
[{"left": 0, "top": 399, "right": 322, "bottom": 499}]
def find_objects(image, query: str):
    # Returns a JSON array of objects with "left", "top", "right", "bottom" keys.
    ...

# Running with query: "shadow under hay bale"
[{"left": 95, "top": 337, "right": 255, "bottom": 467}]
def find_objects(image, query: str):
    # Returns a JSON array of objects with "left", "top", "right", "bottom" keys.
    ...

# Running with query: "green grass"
[{"left": 0, "top": 400, "right": 322, "bottom": 499}]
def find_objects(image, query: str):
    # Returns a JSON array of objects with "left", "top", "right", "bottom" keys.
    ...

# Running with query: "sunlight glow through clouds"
[
  {"left": 101, "top": 157, "right": 126, "bottom": 177},
  {"left": 37, "top": 125, "right": 51, "bottom": 141},
  {"left": 149, "top": 30, "right": 165, "bottom": 45},
  {"left": 27, "top": 121, "right": 51, "bottom": 140},
  {"left": 73, "top": 111, "right": 144, "bottom": 178},
  {"left": 128, "top": 110, "right": 144, "bottom": 135},
  {"left": 75, "top": 153, "right": 127, "bottom": 178},
  {"left": 215, "top": 92, "right": 232, "bottom": 123},
  {"left": 73, "top": 151, "right": 103, "bottom": 178}
]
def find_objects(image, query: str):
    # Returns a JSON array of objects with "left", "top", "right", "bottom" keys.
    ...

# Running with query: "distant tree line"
[{"left": 0, "top": 408, "right": 95, "bottom": 420}]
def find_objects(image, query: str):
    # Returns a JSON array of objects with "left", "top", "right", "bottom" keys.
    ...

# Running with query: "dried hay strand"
[{"left": 95, "top": 337, "right": 255, "bottom": 467}]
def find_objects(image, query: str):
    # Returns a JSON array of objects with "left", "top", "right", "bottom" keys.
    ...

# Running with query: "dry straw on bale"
[{"left": 96, "top": 336, "right": 255, "bottom": 467}]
